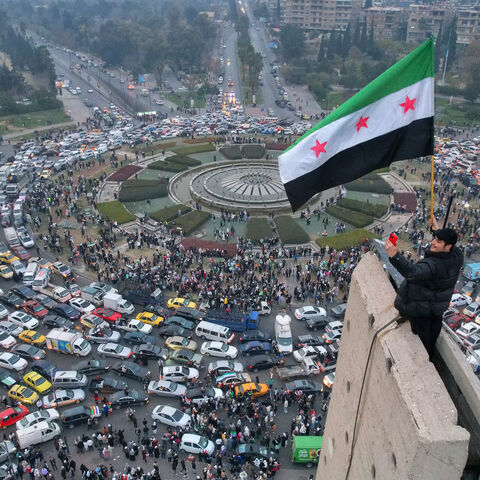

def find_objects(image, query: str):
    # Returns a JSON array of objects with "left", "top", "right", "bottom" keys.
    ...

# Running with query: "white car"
[
  {"left": 18, "top": 232, "right": 34, "bottom": 248},
  {"left": 325, "top": 321, "right": 344, "bottom": 334},
  {"left": 294, "top": 306, "right": 327, "bottom": 321},
  {"left": 147, "top": 380, "right": 187, "bottom": 397},
  {"left": 207, "top": 360, "right": 243, "bottom": 375},
  {"left": 52, "top": 287, "right": 71, "bottom": 303},
  {"left": 0, "top": 321, "right": 23, "bottom": 337},
  {"left": 85, "top": 329, "right": 121, "bottom": 344},
  {"left": 450, "top": 293, "right": 472, "bottom": 309},
  {"left": 0, "top": 304, "right": 9, "bottom": 319},
  {"left": 0, "top": 331, "right": 16, "bottom": 349},
  {"left": 69, "top": 298, "right": 95, "bottom": 314},
  {"left": 180, "top": 433, "right": 215, "bottom": 455},
  {"left": 457, "top": 322, "right": 480, "bottom": 339},
  {"left": 97, "top": 343, "right": 133, "bottom": 359},
  {"left": 293, "top": 345, "right": 327, "bottom": 362},
  {"left": 151, "top": 405, "right": 191, "bottom": 428},
  {"left": 42, "top": 389, "right": 85, "bottom": 408},
  {"left": 162, "top": 366, "right": 199, "bottom": 383},
  {"left": 116, "top": 319, "right": 153, "bottom": 334},
  {"left": 8, "top": 311, "right": 39, "bottom": 330},
  {"left": 87, "top": 89, "right": 93, "bottom": 93},
  {"left": 0, "top": 352, "right": 27, "bottom": 371},
  {"left": 16, "top": 409, "right": 59, "bottom": 429},
  {"left": 200, "top": 341, "right": 238, "bottom": 359}
]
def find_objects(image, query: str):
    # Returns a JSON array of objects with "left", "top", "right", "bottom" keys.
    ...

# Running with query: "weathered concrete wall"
[{"left": 316, "top": 253, "right": 470, "bottom": 480}]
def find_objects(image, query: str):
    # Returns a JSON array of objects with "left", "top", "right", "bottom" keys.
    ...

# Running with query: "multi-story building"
[
  {"left": 361, "top": 6, "right": 407, "bottom": 40},
  {"left": 406, "top": 4, "right": 453, "bottom": 43},
  {"left": 281, "top": 0, "right": 362, "bottom": 31},
  {"left": 456, "top": 7, "right": 480, "bottom": 46}
]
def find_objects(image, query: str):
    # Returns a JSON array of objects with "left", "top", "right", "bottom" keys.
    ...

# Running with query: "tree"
[
  {"left": 367, "top": 18, "right": 375, "bottom": 54},
  {"left": 359, "top": 22, "right": 368, "bottom": 52},
  {"left": 279, "top": 24, "right": 305, "bottom": 60},
  {"left": 343, "top": 24, "right": 351, "bottom": 58},
  {"left": 448, "top": 17, "right": 457, "bottom": 69},
  {"left": 318, "top": 35, "right": 326, "bottom": 62},
  {"left": 353, "top": 18, "right": 360, "bottom": 46},
  {"left": 434, "top": 21, "right": 443, "bottom": 73}
]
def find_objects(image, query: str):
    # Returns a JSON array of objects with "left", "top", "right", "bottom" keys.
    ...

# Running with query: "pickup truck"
[
  {"left": 115, "top": 319, "right": 153, "bottom": 334},
  {"left": 121, "top": 287, "right": 163, "bottom": 307},
  {"left": 276, "top": 358, "right": 322, "bottom": 380},
  {"left": 205, "top": 311, "right": 259, "bottom": 333}
]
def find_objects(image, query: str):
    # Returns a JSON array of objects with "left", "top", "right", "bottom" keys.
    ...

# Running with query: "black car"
[
  {"left": 331, "top": 303, "right": 347, "bottom": 318},
  {"left": 295, "top": 334, "right": 324, "bottom": 349},
  {"left": 109, "top": 389, "right": 149, "bottom": 408},
  {"left": 175, "top": 306, "right": 204, "bottom": 322},
  {"left": 113, "top": 361, "right": 151, "bottom": 380},
  {"left": 184, "top": 387, "right": 220, "bottom": 406},
  {"left": 146, "top": 305, "right": 173, "bottom": 318},
  {"left": 88, "top": 376, "right": 127, "bottom": 393},
  {"left": 163, "top": 316, "right": 194, "bottom": 330},
  {"left": 236, "top": 443, "right": 277, "bottom": 461},
  {"left": 11, "top": 286, "right": 35, "bottom": 300},
  {"left": 123, "top": 332, "right": 156, "bottom": 345},
  {"left": 0, "top": 291, "right": 24, "bottom": 308},
  {"left": 0, "top": 367, "right": 18, "bottom": 389},
  {"left": 132, "top": 344, "right": 168, "bottom": 360},
  {"left": 51, "top": 304, "right": 81, "bottom": 321},
  {"left": 32, "top": 360, "right": 58, "bottom": 380},
  {"left": 34, "top": 294, "right": 57, "bottom": 310},
  {"left": 76, "top": 359, "right": 111, "bottom": 376},
  {"left": 12, "top": 344, "right": 46, "bottom": 360},
  {"left": 284, "top": 379, "right": 322, "bottom": 394},
  {"left": 158, "top": 325, "right": 190, "bottom": 338},
  {"left": 306, "top": 317, "right": 329, "bottom": 331},
  {"left": 43, "top": 315, "right": 74, "bottom": 330},
  {"left": 246, "top": 354, "right": 280, "bottom": 372},
  {"left": 238, "top": 330, "right": 273, "bottom": 343},
  {"left": 60, "top": 405, "right": 100, "bottom": 428}
]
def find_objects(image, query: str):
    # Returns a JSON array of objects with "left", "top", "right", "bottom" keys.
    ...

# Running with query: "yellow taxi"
[
  {"left": 136, "top": 312, "right": 163, "bottom": 327},
  {"left": 234, "top": 382, "right": 269, "bottom": 399},
  {"left": 167, "top": 298, "right": 197, "bottom": 310},
  {"left": 19, "top": 330, "right": 46, "bottom": 347},
  {"left": 23, "top": 371, "right": 52, "bottom": 393},
  {"left": 40, "top": 169, "right": 51, "bottom": 180},
  {"left": 0, "top": 252, "right": 19, "bottom": 265},
  {"left": 0, "top": 265, "right": 13, "bottom": 280},
  {"left": 8, "top": 385, "right": 39, "bottom": 405}
]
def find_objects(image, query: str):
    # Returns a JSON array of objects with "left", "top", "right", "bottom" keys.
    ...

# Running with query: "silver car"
[{"left": 147, "top": 380, "right": 186, "bottom": 397}]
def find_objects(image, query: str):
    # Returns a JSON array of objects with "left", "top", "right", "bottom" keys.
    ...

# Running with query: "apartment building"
[
  {"left": 456, "top": 7, "right": 480, "bottom": 46},
  {"left": 406, "top": 4, "right": 453, "bottom": 42},
  {"left": 361, "top": 6, "right": 407, "bottom": 40}
]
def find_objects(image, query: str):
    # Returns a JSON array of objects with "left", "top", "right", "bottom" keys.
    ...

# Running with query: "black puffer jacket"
[{"left": 389, "top": 246, "right": 463, "bottom": 318}]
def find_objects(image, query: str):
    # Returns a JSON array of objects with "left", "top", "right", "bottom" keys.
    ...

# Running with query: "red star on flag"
[
  {"left": 400, "top": 95, "right": 416, "bottom": 113},
  {"left": 355, "top": 116, "right": 369, "bottom": 132},
  {"left": 310, "top": 139, "right": 327, "bottom": 158}
]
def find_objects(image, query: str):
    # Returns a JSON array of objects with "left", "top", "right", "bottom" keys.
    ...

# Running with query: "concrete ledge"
[{"left": 317, "top": 253, "right": 470, "bottom": 480}]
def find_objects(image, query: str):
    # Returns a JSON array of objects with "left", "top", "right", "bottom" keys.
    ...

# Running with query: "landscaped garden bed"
[
  {"left": 275, "top": 216, "right": 309, "bottom": 244},
  {"left": 108, "top": 165, "right": 142, "bottom": 181},
  {"left": 97, "top": 201, "right": 135, "bottom": 224}
]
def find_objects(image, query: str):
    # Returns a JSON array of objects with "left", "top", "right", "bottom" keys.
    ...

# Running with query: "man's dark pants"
[{"left": 409, "top": 316, "right": 443, "bottom": 360}]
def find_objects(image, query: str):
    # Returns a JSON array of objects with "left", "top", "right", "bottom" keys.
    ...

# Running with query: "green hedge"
[
  {"left": 242, "top": 144, "right": 265, "bottom": 159},
  {"left": 150, "top": 205, "right": 191, "bottom": 223},
  {"left": 219, "top": 145, "right": 243, "bottom": 160},
  {"left": 172, "top": 144, "right": 216, "bottom": 155},
  {"left": 172, "top": 211, "right": 210, "bottom": 234},
  {"left": 97, "top": 201, "right": 135, "bottom": 224},
  {"left": 148, "top": 160, "right": 188, "bottom": 172},
  {"left": 169, "top": 155, "right": 201, "bottom": 167},
  {"left": 345, "top": 173, "right": 393, "bottom": 194},
  {"left": 132, "top": 140, "right": 176, "bottom": 154},
  {"left": 337, "top": 198, "right": 388, "bottom": 218},
  {"left": 119, "top": 179, "right": 169, "bottom": 202},
  {"left": 275, "top": 216, "right": 309, "bottom": 244},
  {"left": 326, "top": 205, "right": 373, "bottom": 228},
  {"left": 246, "top": 218, "right": 272, "bottom": 242},
  {"left": 316, "top": 229, "right": 379, "bottom": 250}
]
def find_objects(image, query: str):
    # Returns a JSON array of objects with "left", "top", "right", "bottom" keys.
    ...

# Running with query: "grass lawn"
[
  {"left": 165, "top": 92, "right": 206, "bottom": 108},
  {"left": 275, "top": 216, "right": 309, "bottom": 244},
  {"left": 319, "top": 91, "right": 350, "bottom": 110},
  {"left": 316, "top": 229, "right": 379, "bottom": 250},
  {"left": 0, "top": 109, "right": 71, "bottom": 135},
  {"left": 246, "top": 218, "right": 273, "bottom": 243},
  {"left": 435, "top": 97, "right": 480, "bottom": 126},
  {"left": 97, "top": 201, "right": 136, "bottom": 224},
  {"left": 172, "top": 144, "right": 216, "bottom": 155}
]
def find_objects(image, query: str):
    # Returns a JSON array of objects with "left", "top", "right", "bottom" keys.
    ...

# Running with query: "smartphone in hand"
[{"left": 389, "top": 233, "right": 398, "bottom": 245}]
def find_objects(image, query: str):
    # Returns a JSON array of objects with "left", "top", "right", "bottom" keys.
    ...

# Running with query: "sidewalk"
[{"left": 2, "top": 121, "right": 76, "bottom": 140}]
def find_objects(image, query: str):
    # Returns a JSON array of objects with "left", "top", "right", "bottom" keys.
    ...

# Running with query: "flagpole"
[{"left": 430, "top": 154, "right": 434, "bottom": 219}]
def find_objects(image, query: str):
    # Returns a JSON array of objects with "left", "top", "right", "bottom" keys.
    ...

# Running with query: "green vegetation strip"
[
  {"left": 168, "top": 155, "right": 201, "bottom": 167},
  {"left": 242, "top": 144, "right": 265, "bottom": 159},
  {"left": 345, "top": 173, "right": 393, "bottom": 194},
  {"left": 119, "top": 179, "right": 169, "bottom": 202},
  {"left": 97, "top": 201, "right": 135, "bottom": 224},
  {"left": 275, "top": 216, "right": 309, "bottom": 244},
  {"left": 337, "top": 198, "right": 388, "bottom": 218},
  {"left": 172, "top": 211, "right": 210, "bottom": 235},
  {"left": 131, "top": 141, "right": 176, "bottom": 154},
  {"left": 246, "top": 218, "right": 272, "bottom": 242},
  {"left": 316, "top": 229, "right": 379, "bottom": 250},
  {"left": 0, "top": 109, "right": 71, "bottom": 135},
  {"left": 150, "top": 205, "right": 191, "bottom": 223},
  {"left": 326, "top": 205, "right": 372, "bottom": 228},
  {"left": 172, "top": 144, "right": 216, "bottom": 155},
  {"left": 220, "top": 146, "right": 242, "bottom": 160}
]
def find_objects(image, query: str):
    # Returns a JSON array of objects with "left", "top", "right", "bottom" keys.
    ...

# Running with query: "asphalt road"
[{"left": 222, "top": 25, "right": 243, "bottom": 108}]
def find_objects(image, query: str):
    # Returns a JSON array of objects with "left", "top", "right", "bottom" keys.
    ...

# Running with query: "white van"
[
  {"left": 275, "top": 313, "right": 293, "bottom": 354},
  {"left": 195, "top": 321, "right": 235, "bottom": 344},
  {"left": 53, "top": 371, "right": 88, "bottom": 388},
  {"left": 23, "top": 262, "right": 38, "bottom": 286},
  {"left": 16, "top": 421, "right": 61, "bottom": 449},
  {"left": 32, "top": 268, "right": 51, "bottom": 291}
]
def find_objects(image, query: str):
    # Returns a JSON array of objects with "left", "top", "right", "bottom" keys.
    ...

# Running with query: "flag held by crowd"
[{"left": 278, "top": 37, "right": 435, "bottom": 211}]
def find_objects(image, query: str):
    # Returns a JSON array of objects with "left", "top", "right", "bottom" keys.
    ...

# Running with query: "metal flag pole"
[
  {"left": 430, "top": 154, "right": 435, "bottom": 220},
  {"left": 443, "top": 194, "right": 454, "bottom": 228}
]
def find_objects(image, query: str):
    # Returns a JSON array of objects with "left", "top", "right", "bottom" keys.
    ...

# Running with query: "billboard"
[{"left": 138, "top": 74, "right": 148, "bottom": 83}]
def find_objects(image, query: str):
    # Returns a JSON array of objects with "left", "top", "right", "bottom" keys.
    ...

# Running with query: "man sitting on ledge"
[{"left": 385, "top": 218, "right": 463, "bottom": 361}]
